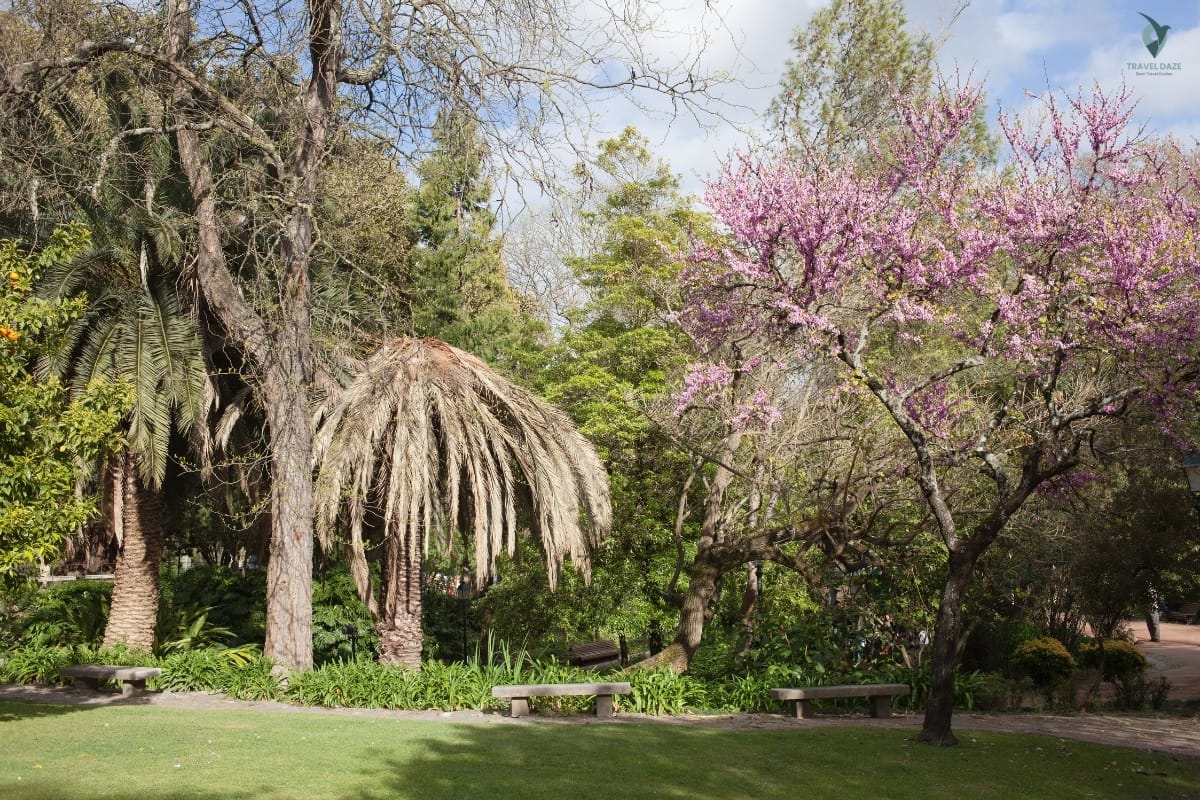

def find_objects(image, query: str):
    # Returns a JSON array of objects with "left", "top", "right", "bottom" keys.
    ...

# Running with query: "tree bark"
[
  {"left": 378, "top": 529, "right": 424, "bottom": 667},
  {"left": 102, "top": 448, "right": 163, "bottom": 651},
  {"left": 166, "top": 0, "right": 326, "bottom": 672},
  {"left": 260, "top": 365, "right": 315, "bottom": 670},
  {"left": 917, "top": 548, "right": 975, "bottom": 747},
  {"left": 637, "top": 555, "right": 723, "bottom": 671}
]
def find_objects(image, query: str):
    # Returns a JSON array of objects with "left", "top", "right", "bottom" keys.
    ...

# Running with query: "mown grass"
[{"left": 0, "top": 700, "right": 1197, "bottom": 800}]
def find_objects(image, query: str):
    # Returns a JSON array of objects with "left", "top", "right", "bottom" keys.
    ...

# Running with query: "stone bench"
[
  {"left": 60, "top": 665, "right": 163, "bottom": 698},
  {"left": 492, "top": 681, "right": 632, "bottom": 718},
  {"left": 770, "top": 683, "right": 909, "bottom": 719}
]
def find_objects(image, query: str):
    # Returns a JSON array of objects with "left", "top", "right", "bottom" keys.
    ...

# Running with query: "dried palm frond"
[{"left": 313, "top": 337, "right": 611, "bottom": 595}]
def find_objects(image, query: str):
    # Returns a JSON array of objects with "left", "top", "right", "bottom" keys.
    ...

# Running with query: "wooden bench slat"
[{"left": 567, "top": 639, "right": 622, "bottom": 668}]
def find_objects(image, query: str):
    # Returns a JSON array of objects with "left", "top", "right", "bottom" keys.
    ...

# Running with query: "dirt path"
[
  {"left": 2, "top": 621, "right": 1197, "bottom": 759},
  {"left": 1135, "top": 620, "right": 1200, "bottom": 701}
]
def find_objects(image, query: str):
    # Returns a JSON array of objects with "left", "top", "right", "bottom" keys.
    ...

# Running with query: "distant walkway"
[{"left": 1134, "top": 620, "right": 1200, "bottom": 701}]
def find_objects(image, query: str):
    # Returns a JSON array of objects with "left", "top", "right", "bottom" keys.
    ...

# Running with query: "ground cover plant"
[{"left": 1, "top": 701, "right": 1197, "bottom": 800}]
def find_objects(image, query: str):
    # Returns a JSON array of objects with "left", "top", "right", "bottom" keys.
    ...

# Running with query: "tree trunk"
[
  {"left": 636, "top": 555, "right": 723, "bottom": 671},
  {"left": 166, "top": 0, "right": 325, "bottom": 673},
  {"left": 261, "top": 365, "right": 315, "bottom": 671},
  {"left": 378, "top": 529, "right": 424, "bottom": 668},
  {"left": 918, "top": 548, "right": 976, "bottom": 747},
  {"left": 102, "top": 448, "right": 163, "bottom": 651},
  {"left": 738, "top": 561, "right": 760, "bottom": 656}
]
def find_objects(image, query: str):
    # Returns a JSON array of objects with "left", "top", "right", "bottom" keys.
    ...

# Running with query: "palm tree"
[
  {"left": 38, "top": 75, "right": 210, "bottom": 651},
  {"left": 313, "top": 337, "right": 611, "bottom": 667}
]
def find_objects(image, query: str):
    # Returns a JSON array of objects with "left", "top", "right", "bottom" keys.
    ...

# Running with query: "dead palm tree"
[{"left": 313, "top": 337, "right": 611, "bottom": 667}]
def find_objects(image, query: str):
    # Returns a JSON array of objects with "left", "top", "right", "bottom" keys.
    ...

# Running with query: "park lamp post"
[
  {"left": 1183, "top": 453, "right": 1200, "bottom": 512},
  {"left": 456, "top": 577, "right": 471, "bottom": 661}
]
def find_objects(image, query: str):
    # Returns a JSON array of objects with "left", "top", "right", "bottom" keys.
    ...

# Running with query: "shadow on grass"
[
  {"left": 339, "top": 719, "right": 1200, "bottom": 800},
  {"left": 351, "top": 724, "right": 778, "bottom": 800},
  {"left": 0, "top": 690, "right": 165, "bottom": 723}
]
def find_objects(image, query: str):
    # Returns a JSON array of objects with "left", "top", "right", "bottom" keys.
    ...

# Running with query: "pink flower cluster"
[{"left": 678, "top": 80, "right": 1200, "bottom": 446}]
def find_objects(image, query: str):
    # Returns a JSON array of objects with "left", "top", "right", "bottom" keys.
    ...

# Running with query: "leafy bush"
[
  {"left": 157, "top": 649, "right": 234, "bottom": 692},
  {"left": 160, "top": 566, "right": 265, "bottom": 644},
  {"left": 3, "top": 580, "right": 112, "bottom": 648},
  {"left": 312, "top": 567, "right": 378, "bottom": 665},
  {"left": 1078, "top": 639, "right": 1148, "bottom": 682},
  {"left": 969, "top": 671, "right": 1018, "bottom": 712},
  {"left": 1011, "top": 637, "right": 1075, "bottom": 688},
  {"left": 705, "top": 673, "right": 776, "bottom": 712},
  {"left": 221, "top": 654, "right": 281, "bottom": 699},
  {"left": 1113, "top": 675, "right": 1171, "bottom": 711},
  {"left": 155, "top": 606, "right": 234, "bottom": 655},
  {"left": 0, "top": 641, "right": 74, "bottom": 683},
  {"left": 626, "top": 667, "right": 707, "bottom": 715}
]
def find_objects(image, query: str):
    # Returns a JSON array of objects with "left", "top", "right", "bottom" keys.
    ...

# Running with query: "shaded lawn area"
[{"left": 1, "top": 700, "right": 1198, "bottom": 800}]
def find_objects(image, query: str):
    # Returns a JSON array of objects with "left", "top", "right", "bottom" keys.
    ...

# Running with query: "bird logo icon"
[{"left": 1139, "top": 12, "right": 1171, "bottom": 58}]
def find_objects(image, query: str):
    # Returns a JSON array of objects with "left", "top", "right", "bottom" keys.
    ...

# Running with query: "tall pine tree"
[{"left": 408, "top": 112, "right": 541, "bottom": 367}]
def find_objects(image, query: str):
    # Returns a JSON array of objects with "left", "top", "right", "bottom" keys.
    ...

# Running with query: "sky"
[{"left": 599, "top": 0, "right": 1200, "bottom": 196}]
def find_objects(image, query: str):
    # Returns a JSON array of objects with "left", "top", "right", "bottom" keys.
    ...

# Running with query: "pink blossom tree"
[{"left": 679, "top": 82, "right": 1200, "bottom": 745}]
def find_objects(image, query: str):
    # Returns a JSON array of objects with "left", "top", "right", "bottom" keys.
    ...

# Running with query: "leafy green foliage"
[
  {"left": 770, "top": 0, "right": 994, "bottom": 164},
  {"left": 1011, "top": 637, "right": 1076, "bottom": 688},
  {"left": 2, "top": 579, "right": 112, "bottom": 648},
  {"left": 155, "top": 605, "right": 235, "bottom": 655},
  {"left": 626, "top": 667, "right": 708, "bottom": 714},
  {"left": 0, "top": 228, "right": 128, "bottom": 579},
  {"left": 312, "top": 566, "right": 378, "bottom": 665},
  {"left": 159, "top": 565, "right": 267, "bottom": 644},
  {"left": 1079, "top": 639, "right": 1148, "bottom": 683}
]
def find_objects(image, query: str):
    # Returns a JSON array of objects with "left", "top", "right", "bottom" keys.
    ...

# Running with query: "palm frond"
[{"left": 314, "top": 337, "right": 611, "bottom": 592}]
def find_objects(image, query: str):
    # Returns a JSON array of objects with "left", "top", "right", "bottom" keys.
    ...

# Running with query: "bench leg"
[
  {"left": 871, "top": 696, "right": 892, "bottom": 718},
  {"left": 509, "top": 698, "right": 530, "bottom": 718},
  {"left": 74, "top": 677, "right": 101, "bottom": 692},
  {"left": 121, "top": 679, "right": 148, "bottom": 698},
  {"left": 594, "top": 694, "right": 614, "bottom": 718},
  {"left": 788, "top": 699, "right": 815, "bottom": 719}
]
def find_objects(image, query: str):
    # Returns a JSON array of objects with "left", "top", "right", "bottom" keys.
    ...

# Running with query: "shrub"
[
  {"left": 626, "top": 667, "right": 707, "bottom": 715},
  {"left": 0, "top": 642, "right": 73, "bottom": 684},
  {"left": 970, "top": 671, "right": 1017, "bottom": 712},
  {"left": 1079, "top": 639, "right": 1148, "bottom": 682},
  {"left": 1010, "top": 637, "right": 1075, "bottom": 688},
  {"left": 161, "top": 566, "right": 265, "bottom": 644},
  {"left": 4, "top": 580, "right": 112, "bottom": 648}
]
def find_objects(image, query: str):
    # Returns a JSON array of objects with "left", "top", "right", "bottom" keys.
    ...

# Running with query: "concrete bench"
[
  {"left": 60, "top": 665, "right": 163, "bottom": 698},
  {"left": 492, "top": 681, "right": 632, "bottom": 718},
  {"left": 770, "top": 683, "right": 909, "bottom": 719}
]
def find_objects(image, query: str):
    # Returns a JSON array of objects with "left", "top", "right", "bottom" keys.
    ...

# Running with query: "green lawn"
[{"left": 1, "top": 700, "right": 1197, "bottom": 800}]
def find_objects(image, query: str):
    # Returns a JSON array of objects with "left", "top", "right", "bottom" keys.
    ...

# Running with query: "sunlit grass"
[{"left": 1, "top": 700, "right": 1197, "bottom": 799}]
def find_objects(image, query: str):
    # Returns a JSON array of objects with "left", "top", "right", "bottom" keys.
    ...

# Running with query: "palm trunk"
[
  {"left": 102, "top": 448, "right": 163, "bottom": 651},
  {"left": 378, "top": 529, "right": 424, "bottom": 667}
]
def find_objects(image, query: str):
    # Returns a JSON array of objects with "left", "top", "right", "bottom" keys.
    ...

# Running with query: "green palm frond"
[{"left": 314, "top": 337, "right": 611, "bottom": 593}]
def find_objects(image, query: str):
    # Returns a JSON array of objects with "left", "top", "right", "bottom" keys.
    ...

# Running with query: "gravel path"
[{"left": 3, "top": 621, "right": 1197, "bottom": 759}]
